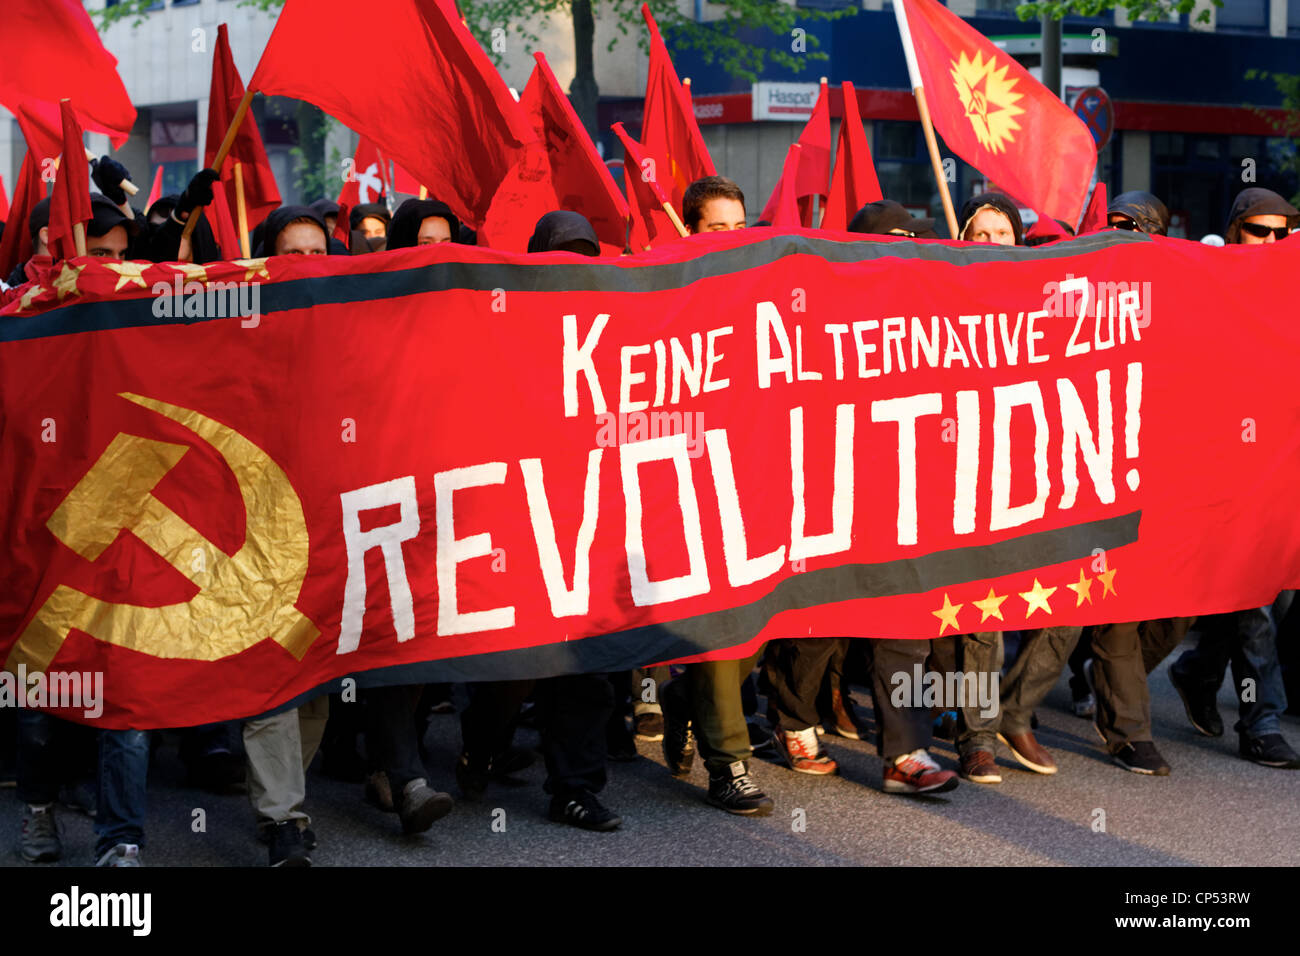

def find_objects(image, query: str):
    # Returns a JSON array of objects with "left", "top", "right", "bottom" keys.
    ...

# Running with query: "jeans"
[
  {"left": 95, "top": 729, "right": 150, "bottom": 858},
  {"left": 1172, "top": 592, "right": 1293, "bottom": 737}
]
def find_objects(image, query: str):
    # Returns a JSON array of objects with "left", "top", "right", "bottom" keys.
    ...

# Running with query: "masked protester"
[
  {"left": 1107, "top": 191, "right": 1170, "bottom": 236},
  {"left": 847, "top": 199, "right": 938, "bottom": 238},
  {"left": 959, "top": 193, "right": 1023, "bottom": 245},
  {"left": 135, "top": 168, "right": 224, "bottom": 263},
  {"left": 387, "top": 198, "right": 461, "bottom": 249},
  {"left": 254, "top": 205, "right": 330, "bottom": 257},
  {"left": 1223, "top": 187, "right": 1299, "bottom": 245}
]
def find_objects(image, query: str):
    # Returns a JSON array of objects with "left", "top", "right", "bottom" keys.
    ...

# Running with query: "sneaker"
[
  {"left": 397, "top": 778, "right": 455, "bottom": 834},
  {"left": 20, "top": 804, "right": 61, "bottom": 863},
  {"left": 487, "top": 747, "right": 536, "bottom": 782},
  {"left": 824, "top": 687, "right": 862, "bottom": 740},
  {"left": 997, "top": 731, "right": 1058, "bottom": 775},
  {"left": 548, "top": 789, "right": 622, "bottom": 832},
  {"left": 959, "top": 749, "right": 1002, "bottom": 784},
  {"left": 773, "top": 726, "right": 838, "bottom": 775},
  {"left": 58, "top": 780, "right": 98, "bottom": 818},
  {"left": 96, "top": 843, "right": 142, "bottom": 868},
  {"left": 258, "top": 823, "right": 317, "bottom": 851},
  {"left": 1112, "top": 741, "right": 1171, "bottom": 776},
  {"left": 430, "top": 700, "right": 456, "bottom": 715},
  {"left": 634, "top": 712, "right": 665, "bottom": 742},
  {"left": 1071, "top": 692, "right": 1096, "bottom": 719},
  {"left": 1238, "top": 733, "right": 1300, "bottom": 769},
  {"left": 364, "top": 770, "right": 395, "bottom": 812},
  {"left": 882, "top": 749, "right": 959, "bottom": 794},
  {"left": 662, "top": 691, "right": 695, "bottom": 776},
  {"left": 267, "top": 822, "right": 310, "bottom": 867},
  {"left": 932, "top": 711, "right": 958, "bottom": 742},
  {"left": 707, "top": 761, "right": 774, "bottom": 816},
  {"left": 1169, "top": 666, "right": 1224, "bottom": 737}
]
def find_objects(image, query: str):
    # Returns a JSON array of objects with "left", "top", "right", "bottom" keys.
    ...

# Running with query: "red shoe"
[
  {"left": 882, "top": 749, "right": 959, "bottom": 794},
  {"left": 773, "top": 726, "right": 838, "bottom": 775}
]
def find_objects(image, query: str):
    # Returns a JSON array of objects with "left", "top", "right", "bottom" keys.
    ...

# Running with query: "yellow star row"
[
  {"left": 931, "top": 567, "right": 1118, "bottom": 635},
  {"left": 17, "top": 259, "right": 272, "bottom": 310}
]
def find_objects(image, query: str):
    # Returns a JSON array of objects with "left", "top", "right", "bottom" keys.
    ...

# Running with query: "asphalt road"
[{"left": 4, "top": 640, "right": 1298, "bottom": 867}]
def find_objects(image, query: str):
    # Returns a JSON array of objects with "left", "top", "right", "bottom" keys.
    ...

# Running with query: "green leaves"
[{"left": 1015, "top": 0, "right": 1219, "bottom": 23}]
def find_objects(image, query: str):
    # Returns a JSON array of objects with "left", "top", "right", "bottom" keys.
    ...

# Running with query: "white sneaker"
[{"left": 96, "top": 843, "right": 142, "bottom": 867}]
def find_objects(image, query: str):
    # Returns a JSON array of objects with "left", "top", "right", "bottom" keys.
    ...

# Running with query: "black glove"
[
  {"left": 91, "top": 155, "right": 132, "bottom": 205},
  {"left": 177, "top": 168, "right": 221, "bottom": 217}
]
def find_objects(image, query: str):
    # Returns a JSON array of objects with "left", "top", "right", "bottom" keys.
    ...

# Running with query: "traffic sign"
[{"left": 1072, "top": 86, "right": 1114, "bottom": 152}]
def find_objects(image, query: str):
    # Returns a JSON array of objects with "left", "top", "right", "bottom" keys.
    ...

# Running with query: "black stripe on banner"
[
  {"left": 256, "top": 509, "right": 1141, "bottom": 718},
  {"left": 0, "top": 230, "right": 1151, "bottom": 344}
]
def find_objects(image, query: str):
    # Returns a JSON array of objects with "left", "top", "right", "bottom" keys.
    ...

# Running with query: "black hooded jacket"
[
  {"left": 1107, "top": 191, "right": 1170, "bottom": 236},
  {"left": 959, "top": 192, "right": 1024, "bottom": 245},
  {"left": 254, "top": 205, "right": 330, "bottom": 257},
  {"left": 1225, "top": 188, "right": 1300, "bottom": 244},
  {"left": 386, "top": 199, "right": 461, "bottom": 250},
  {"left": 526, "top": 211, "right": 599, "bottom": 257}
]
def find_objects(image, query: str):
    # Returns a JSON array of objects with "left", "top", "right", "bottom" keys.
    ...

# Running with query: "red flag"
[
  {"left": 1025, "top": 211, "right": 1069, "bottom": 243},
  {"left": 0, "top": 1, "right": 136, "bottom": 147},
  {"left": 760, "top": 80, "right": 830, "bottom": 226},
  {"left": 334, "top": 201, "right": 351, "bottom": 248},
  {"left": 519, "top": 53, "right": 629, "bottom": 254},
  {"left": 640, "top": 4, "right": 715, "bottom": 206},
  {"left": 337, "top": 137, "right": 389, "bottom": 209},
  {"left": 251, "top": 0, "right": 537, "bottom": 229},
  {"left": 823, "top": 83, "right": 883, "bottom": 232},
  {"left": 612, "top": 122, "right": 677, "bottom": 250},
  {"left": 0, "top": 151, "right": 43, "bottom": 278},
  {"left": 205, "top": 23, "right": 280, "bottom": 233},
  {"left": 145, "top": 166, "right": 164, "bottom": 212},
  {"left": 895, "top": 0, "right": 1095, "bottom": 227},
  {"left": 478, "top": 142, "right": 557, "bottom": 252},
  {"left": 1078, "top": 181, "right": 1108, "bottom": 234},
  {"left": 47, "top": 102, "right": 92, "bottom": 260},
  {"left": 765, "top": 144, "right": 805, "bottom": 229},
  {"left": 0, "top": 176, "right": 9, "bottom": 224},
  {"left": 12, "top": 99, "right": 129, "bottom": 168},
  {"left": 391, "top": 162, "right": 422, "bottom": 195}
]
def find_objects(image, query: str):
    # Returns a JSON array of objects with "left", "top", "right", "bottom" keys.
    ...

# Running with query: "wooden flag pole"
[
  {"left": 80, "top": 147, "right": 140, "bottom": 196},
  {"left": 233, "top": 160, "right": 251, "bottom": 258},
  {"left": 914, "top": 85, "right": 959, "bottom": 238},
  {"left": 181, "top": 87, "right": 256, "bottom": 252},
  {"left": 418, "top": 185, "right": 428, "bottom": 200},
  {"left": 662, "top": 201, "right": 689, "bottom": 237},
  {"left": 72, "top": 222, "right": 86, "bottom": 257}
]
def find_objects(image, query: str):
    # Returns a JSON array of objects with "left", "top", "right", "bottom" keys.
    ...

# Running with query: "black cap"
[
  {"left": 87, "top": 193, "right": 142, "bottom": 238},
  {"left": 1107, "top": 191, "right": 1170, "bottom": 236},
  {"left": 847, "top": 200, "right": 935, "bottom": 237}
]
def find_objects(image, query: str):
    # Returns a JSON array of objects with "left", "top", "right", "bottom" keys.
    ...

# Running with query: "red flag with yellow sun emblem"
[{"left": 897, "top": 0, "right": 1096, "bottom": 228}]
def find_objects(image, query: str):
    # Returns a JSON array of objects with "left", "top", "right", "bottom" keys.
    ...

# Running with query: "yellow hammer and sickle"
[{"left": 6, "top": 392, "right": 319, "bottom": 674}]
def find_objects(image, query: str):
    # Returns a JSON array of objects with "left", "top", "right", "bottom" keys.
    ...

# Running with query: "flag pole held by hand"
[
  {"left": 180, "top": 87, "right": 256, "bottom": 251},
  {"left": 81, "top": 147, "right": 139, "bottom": 196}
]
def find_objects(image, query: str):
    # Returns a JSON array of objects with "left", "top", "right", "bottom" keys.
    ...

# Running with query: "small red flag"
[
  {"left": 0, "top": 150, "right": 42, "bottom": 278},
  {"left": 1026, "top": 212, "right": 1069, "bottom": 242},
  {"left": 895, "top": 0, "right": 1095, "bottom": 227},
  {"left": 823, "top": 83, "right": 883, "bottom": 232},
  {"left": 0, "top": 175, "right": 9, "bottom": 224},
  {"left": 640, "top": 4, "right": 715, "bottom": 207},
  {"left": 251, "top": 0, "right": 537, "bottom": 229},
  {"left": 765, "top": 144, "right": 805, "bottom": 230},
  {"left": 1078, "top": 181, "right": 1108, "bottom": 234},
  {"left": 206, "top": 23, "right": 280, "bottom": 233},
  {"left": 334, "top": 201, "right": 351, "bottom": 248},
  {"left": 0, "top": 1, "right": 136, "bottom": 148},
  {"left": 760, "top": 80, "right": 830, "bottom": 226},
  {"left": 47, "top": 101, "right": 93, "bottom": 260},
  {"left": 519, "top": 53, "right": 629, "bottom": 254},
  {"left": 612, "top": 122, "right": 677, "bottom": 250},
  {"left": 145, "top": 165, "right": 164, "bottom": 212},
  {"left": 337, "top": 137, "right": 389, "bottom": 209}
]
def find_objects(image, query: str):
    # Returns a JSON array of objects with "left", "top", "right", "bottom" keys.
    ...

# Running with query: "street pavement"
[{"left": 3, "top": 640, "right": 1297, "bottom": 867}]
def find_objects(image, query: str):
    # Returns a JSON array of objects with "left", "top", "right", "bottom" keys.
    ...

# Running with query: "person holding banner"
[
  {"left": 683, "top": 176, "right": 748, "bottom": 233},
  {"left": 1106, "top": 192, "right": 1170, "bottom": 236},
  {"left": 958, "top": 192, "right": 1024, "bottom": 246}
]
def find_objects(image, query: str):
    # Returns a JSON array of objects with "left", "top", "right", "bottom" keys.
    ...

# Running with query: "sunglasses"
[
  {"left": 1109, "top": 218, "right": 1141, "bottom": 232},
  {"left": 1239, "top": 222, "right": 1291, "bottom": 241}
]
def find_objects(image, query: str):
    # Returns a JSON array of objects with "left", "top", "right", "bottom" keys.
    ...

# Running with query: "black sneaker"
[
  {"left": 1112, "top": 741, "right": 1171, "bottom": 776},
  {"left": 268, "top": 821, "right": 311, "bottom": 867},
  {"left": 548, "top": 789, "right": 622, "bottom": 832},
  {"left": 662, "top": 690, "right": 695, "bottom": 776},
  {"left": 258, "top": 823, "right": 317, "bottom": 851},
  {"left": 488, "top": 746, "right": 536, "bottom": 781},
  {"left": 707, "top": 761, "right": 774, "bottom": 816},
  {"left": 1239, "top": 733, "right": 1300, "bottom": 768},
  {"left": 1168, "top": 666, "right": 1225, "bottom": 737}
]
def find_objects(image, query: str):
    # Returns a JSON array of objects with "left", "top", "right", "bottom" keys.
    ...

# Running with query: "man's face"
[
  {"left": 692, "top": 197, "right": 746, "bottom": 233},
  {"left": 1107, "top": 213, "right": 1141, "bottom": 232},
  {"left": 360, "top": 216, "right": 388, "bottom": 239},
  {"left": 86, "top": 225, "right": 129, "bottom": 260},
  {"left": 965, "top": 208, "right": 1016, "bottom": 245},
  {"left": 275, "top": 222, "right": 328, "bottom": 256},
  {"left": 324, "top": 214, "right": 338, "bottom": 234},
  {"left": 1239, "top": 213, "right": 1290, "bottom": 245},
  {"left": 417, "top": 216, "right": 452, "bottom": 245}
]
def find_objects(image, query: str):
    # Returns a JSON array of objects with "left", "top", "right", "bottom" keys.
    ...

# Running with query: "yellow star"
[
  {"left": 104, "top": 260, "right": 149, "bottom": 292},
  {"left": 170, "top": 262, "right": 209, "bottom": 284},
  {"left": 931, "top": 593, "right": 963, "bottom": 635},
  {"left": 1019, "top": 577, "right": 1057, "bottom": 617},
  {"left": 1065, "top": 568, "right": 1094, "bottom": 606},
  {"left": 234, "top": 258, "right": 270, "bottom": 281},
  {"left": 52, "top": 262, "right": 85, "bottom": 301},
  {"left": 1097, "top": 568, "right": 1118, "bottom": 598},
  {"left": 972, "top": 587, "right": 1009, "bottom": 623},
  {"left": 17, "top": 285, "right": 46, "bottom": 311}
]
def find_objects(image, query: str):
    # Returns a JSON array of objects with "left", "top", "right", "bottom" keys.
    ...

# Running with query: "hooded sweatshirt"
[
  {"left": 254, "top": 205, "right": 330, "bottom": 257},
  {"left": 1224, "top": 188, "right": 1300, "bottom": 244},
  {"left": 526, "top": 211, "right": 599, "bottom": 257},
  {"left": 1107, "top": 191, "right": 1170, "bottom": 236},
  {"left": 387, "top": 199, "right": 461, "bottom": 250},
  {"left": 959, "top": 192, "right": 1024, "bottom": 245}
]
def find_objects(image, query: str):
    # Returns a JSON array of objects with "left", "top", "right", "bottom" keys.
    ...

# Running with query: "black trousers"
[
  {"left": 1091, "top": 618, "right": 1192, "bottom": 750},
  {"left": 364, "top": 684, "right": 427, "bottom": 796},
  {"left": 870, "top": 638, "right": 934, "bottom": 760},
  {"left": 764, "top": 637, "right": 841, "bottom": 731}
]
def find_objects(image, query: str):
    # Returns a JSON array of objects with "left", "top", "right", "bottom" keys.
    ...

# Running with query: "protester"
[
  {"left": 1223, "top": 187, "right": 1299, "bottom": 244},
  {"left": 1106, "top": 191, "right": 1170, "bottom": 235},
  {"left": 682, "top": 176, "right": 747, "bottom": 233},
  {"left": 350, "top": 202, "right": 391, "bottom": 240},
  {"left": 255, "top": 204, "right": 330, "bottom": 256},
  {"left": 387, "top": 198, "right": 460, "bottom": 249},
  {"left": 959, "top": 192, "right": 1023, "bottom": 245},
  {"left": 847, "top": 199, "right": 937, "bottom": 238}
]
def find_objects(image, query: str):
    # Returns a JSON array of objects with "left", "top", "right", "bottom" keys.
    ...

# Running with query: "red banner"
[{"left": 2, "top": 232, "right": 1299, "bottom": 728}]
